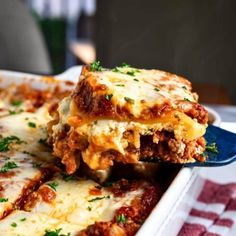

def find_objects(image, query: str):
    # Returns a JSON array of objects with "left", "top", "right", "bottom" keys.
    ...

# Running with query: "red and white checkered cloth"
[{"left": 178, "top": 180, "right": 236, "bottom": 236}]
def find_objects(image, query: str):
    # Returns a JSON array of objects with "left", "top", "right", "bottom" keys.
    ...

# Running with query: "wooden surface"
[{"left": 193, "top": 83, "right": 231, "bottom": 105}]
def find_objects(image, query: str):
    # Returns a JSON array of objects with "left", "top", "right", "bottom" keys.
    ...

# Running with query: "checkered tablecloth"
[{"left": 178, "top": 180, "right": 236, "bottom": 236}]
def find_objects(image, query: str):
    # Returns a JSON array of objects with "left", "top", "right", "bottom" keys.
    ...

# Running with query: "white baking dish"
[{"left": 0, "top": 67, "right": 220, "bottom": 236}]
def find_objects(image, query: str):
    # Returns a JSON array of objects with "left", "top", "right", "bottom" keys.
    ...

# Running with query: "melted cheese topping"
[
  {"left": 0, "top": 152, "right": 48, "bottom": 219},
  {"left": 0, "top": 210, "right": 80, "bottom": 236},
  {"left": 26, "top": 177, "right": 143, "bottom": 229},
  {"left": 89, "top": 67, "right": 197, "bottom": 117},
  {"left": 0, "top": 110, "right": 52, "bottom": 161},
  {"left": 0, "top": 110, "right": 54, "bottom": 219}
]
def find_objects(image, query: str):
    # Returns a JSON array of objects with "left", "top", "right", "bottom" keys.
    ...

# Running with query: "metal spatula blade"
[{"left": 184, "top": 125, "right": 236, "bottom": 167}]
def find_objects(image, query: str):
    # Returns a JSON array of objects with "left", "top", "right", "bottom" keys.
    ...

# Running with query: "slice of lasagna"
[{"left": 49, "top": 63, "right": 208, "bottom": 174}]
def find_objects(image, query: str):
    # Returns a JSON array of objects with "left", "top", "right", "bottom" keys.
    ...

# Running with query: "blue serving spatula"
[{"left": 184, "top": 125, "right": 236, "bottom": 167}]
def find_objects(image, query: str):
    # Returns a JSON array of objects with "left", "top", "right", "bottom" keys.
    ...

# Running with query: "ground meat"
[
  {"left": 176, "top": 101, "right": 208, "bottom": 124},
  {"left": 107, "top": 179, "right": 139, "bottom": 197},
  {"left": 139, "top": 131, "right": 206, "bottom": 163},
  {"left": 52, "top": 128, "right": 206, "bottom": 174},
  {"left": 168, "top": 139, "right": 186, "bottom": 155}
]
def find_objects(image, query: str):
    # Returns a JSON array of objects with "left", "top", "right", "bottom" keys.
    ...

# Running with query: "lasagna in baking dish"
[
  {"left": 49, "top": 63, "right": 208, "bottom": 174},
  {"left": 0, "top": 80, "right": 162, "bottom": 236}
]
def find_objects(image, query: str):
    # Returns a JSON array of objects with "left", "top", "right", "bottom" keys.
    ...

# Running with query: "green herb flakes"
[
  {"left": 133, "top": 78, "right": 139, "bottom": 82},
  {"left": 124, "top": 97, "right": 134, "bottom": 104},
  {"left": 44, "top": 228, "right": 71, "bottom": 236},
  {"left": 9, "top": 109, "right": 23, "bottom": 115},
  {"left": 90, "top": 61, "right": 102, "bottom": 71},
  {"left": 88, "top": 195, "right": 110, "bottom": 202},
  {"left": 11, "top": 100, "right": 22, "bottom": 106},
  {"left": 20, "top": 218, "right": 26, "bottom": 222},
  {"left": 116, "top": 84, "right": 125, "bottom": 87},
  {"left": 154, "top": 88, "right": 160, "bottom": 92},
  {"left": 0, "top": 198, "right": 8, "bottom": 202},
  {"left": 112, "top": 67, "right": 120, "bottom": 72},
  {"left": 119, "top": 63, "right": 130, "bottom": 68},
  {"left": 0, "top": 136, "right": 24, "bottom": 152},
  {"left": 105, "top": 94, "right": 113, "bottom": 101},
  {"left": 11, "top": 222, "right": 17, "bottom": 228},
  {"left": 206, "top": 142, "right": 218, "bottom": 153},
  {"left": 87, "top": 206, "right": 92, "bottom": 211},
  {"left": 61, "top": 172, "right": 76, "bottom": 182},
  {"left": 47, "top": 182, "right": 59, "bottom": 191},
  {"left": 184, "top": 98, "right": 191, "bottom": 102},
  {"left": 0, "top": 161, "right": 18, "bottom": 173},
  {"left": 116, "top": 214, "right": 127, "bottom": 223},
  {"left": 126, "top": 70, "right": 136, "bottom": 76},
  {"left": 28, "top": 122, "right": 36, "bottom": 128},
  {"left": 38, "top": 138, "right": 48, "bottom": 146}
]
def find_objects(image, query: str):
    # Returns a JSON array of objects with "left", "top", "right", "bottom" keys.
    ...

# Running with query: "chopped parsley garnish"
[
  {"left": 9, "top": 109, "right": 23, "bottom": 115},
  {"left": 116, "top": 84, "right": 125, "bottom": 87},
  {"left": 154, "top": 88, "right": 160, "bottom": 92},
  {"left": 44, "top": 228, "right": 71, "bottom": 236},
  {"left": 20, "top": 217, "right": 26, "bottom": 222},
  {"left": 61, "top": 172, "right": 76, "bottom": 181},
  {"left": 112, "top": 67, "right": 120, "bottom": 72},
  {"left": 11, "top": 222, "right": 17, "bottom": 227},
  {"left": 88, "top": 195, "right": 110, "bottom": 202},
  {"left": 11, "top": 100, "right": 22, "bottom": 106},
  {"left": 201, "top": 152, "right": 208, "bottom": 157},
  {"left": 112, "top": 64, "right": 139, "bottom": 76},
  {"left": 182, "top": 86, "right": 187, "bottom": 90},
  {"left": 90, "top": 61, "right": 102, "bottom": 71},
  {"left": 116, "top": 214, "right": 127, "bottom": 223},
  {"left": 0, "top": 161, "right": 18, "bottom": 173},
  {"left": 87, "top": 206, "right": 92, "bottom": 211},
  {"left": 119, "top": 62, "right": 130, "bottom": 68},
  {"left": 124, "top": 97, "right": 134, "bottom": 104},
  {"left": 206, "top": 142, "right": 218, "bottom": 153},
  {"left": 126, "top": 70, "right": 135, "bottom": 76},
  {"left": 0, "top": 198, "right": 8, "bottom": 202},
  {"left": 133, "top": 78, "right": 139, "bottom": 82},
  {"left": 105, "top": 94, "right": 113, "bottom": 101},
  {"left": 0, "top": 135, "right": 25, "bottom": 152},
  {"left": 28, "top": 122, "right": 36, "bottom": 128},
  {"left": 126, "top": 69, "right": 140, "bottom": 76},
  {"left": 47, "top": 182, "right": 59, "bottom": 191},
  {"left": 184, "top": 98, "right": 191, "bottom": 102}
]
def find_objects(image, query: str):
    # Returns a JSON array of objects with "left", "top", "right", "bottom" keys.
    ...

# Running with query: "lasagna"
[
  {"left": 49, "top": 64, "right": 208, "bottom": 174},
  {"left": 0, "top": 81, "right": 162, "bottom": 236}
]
